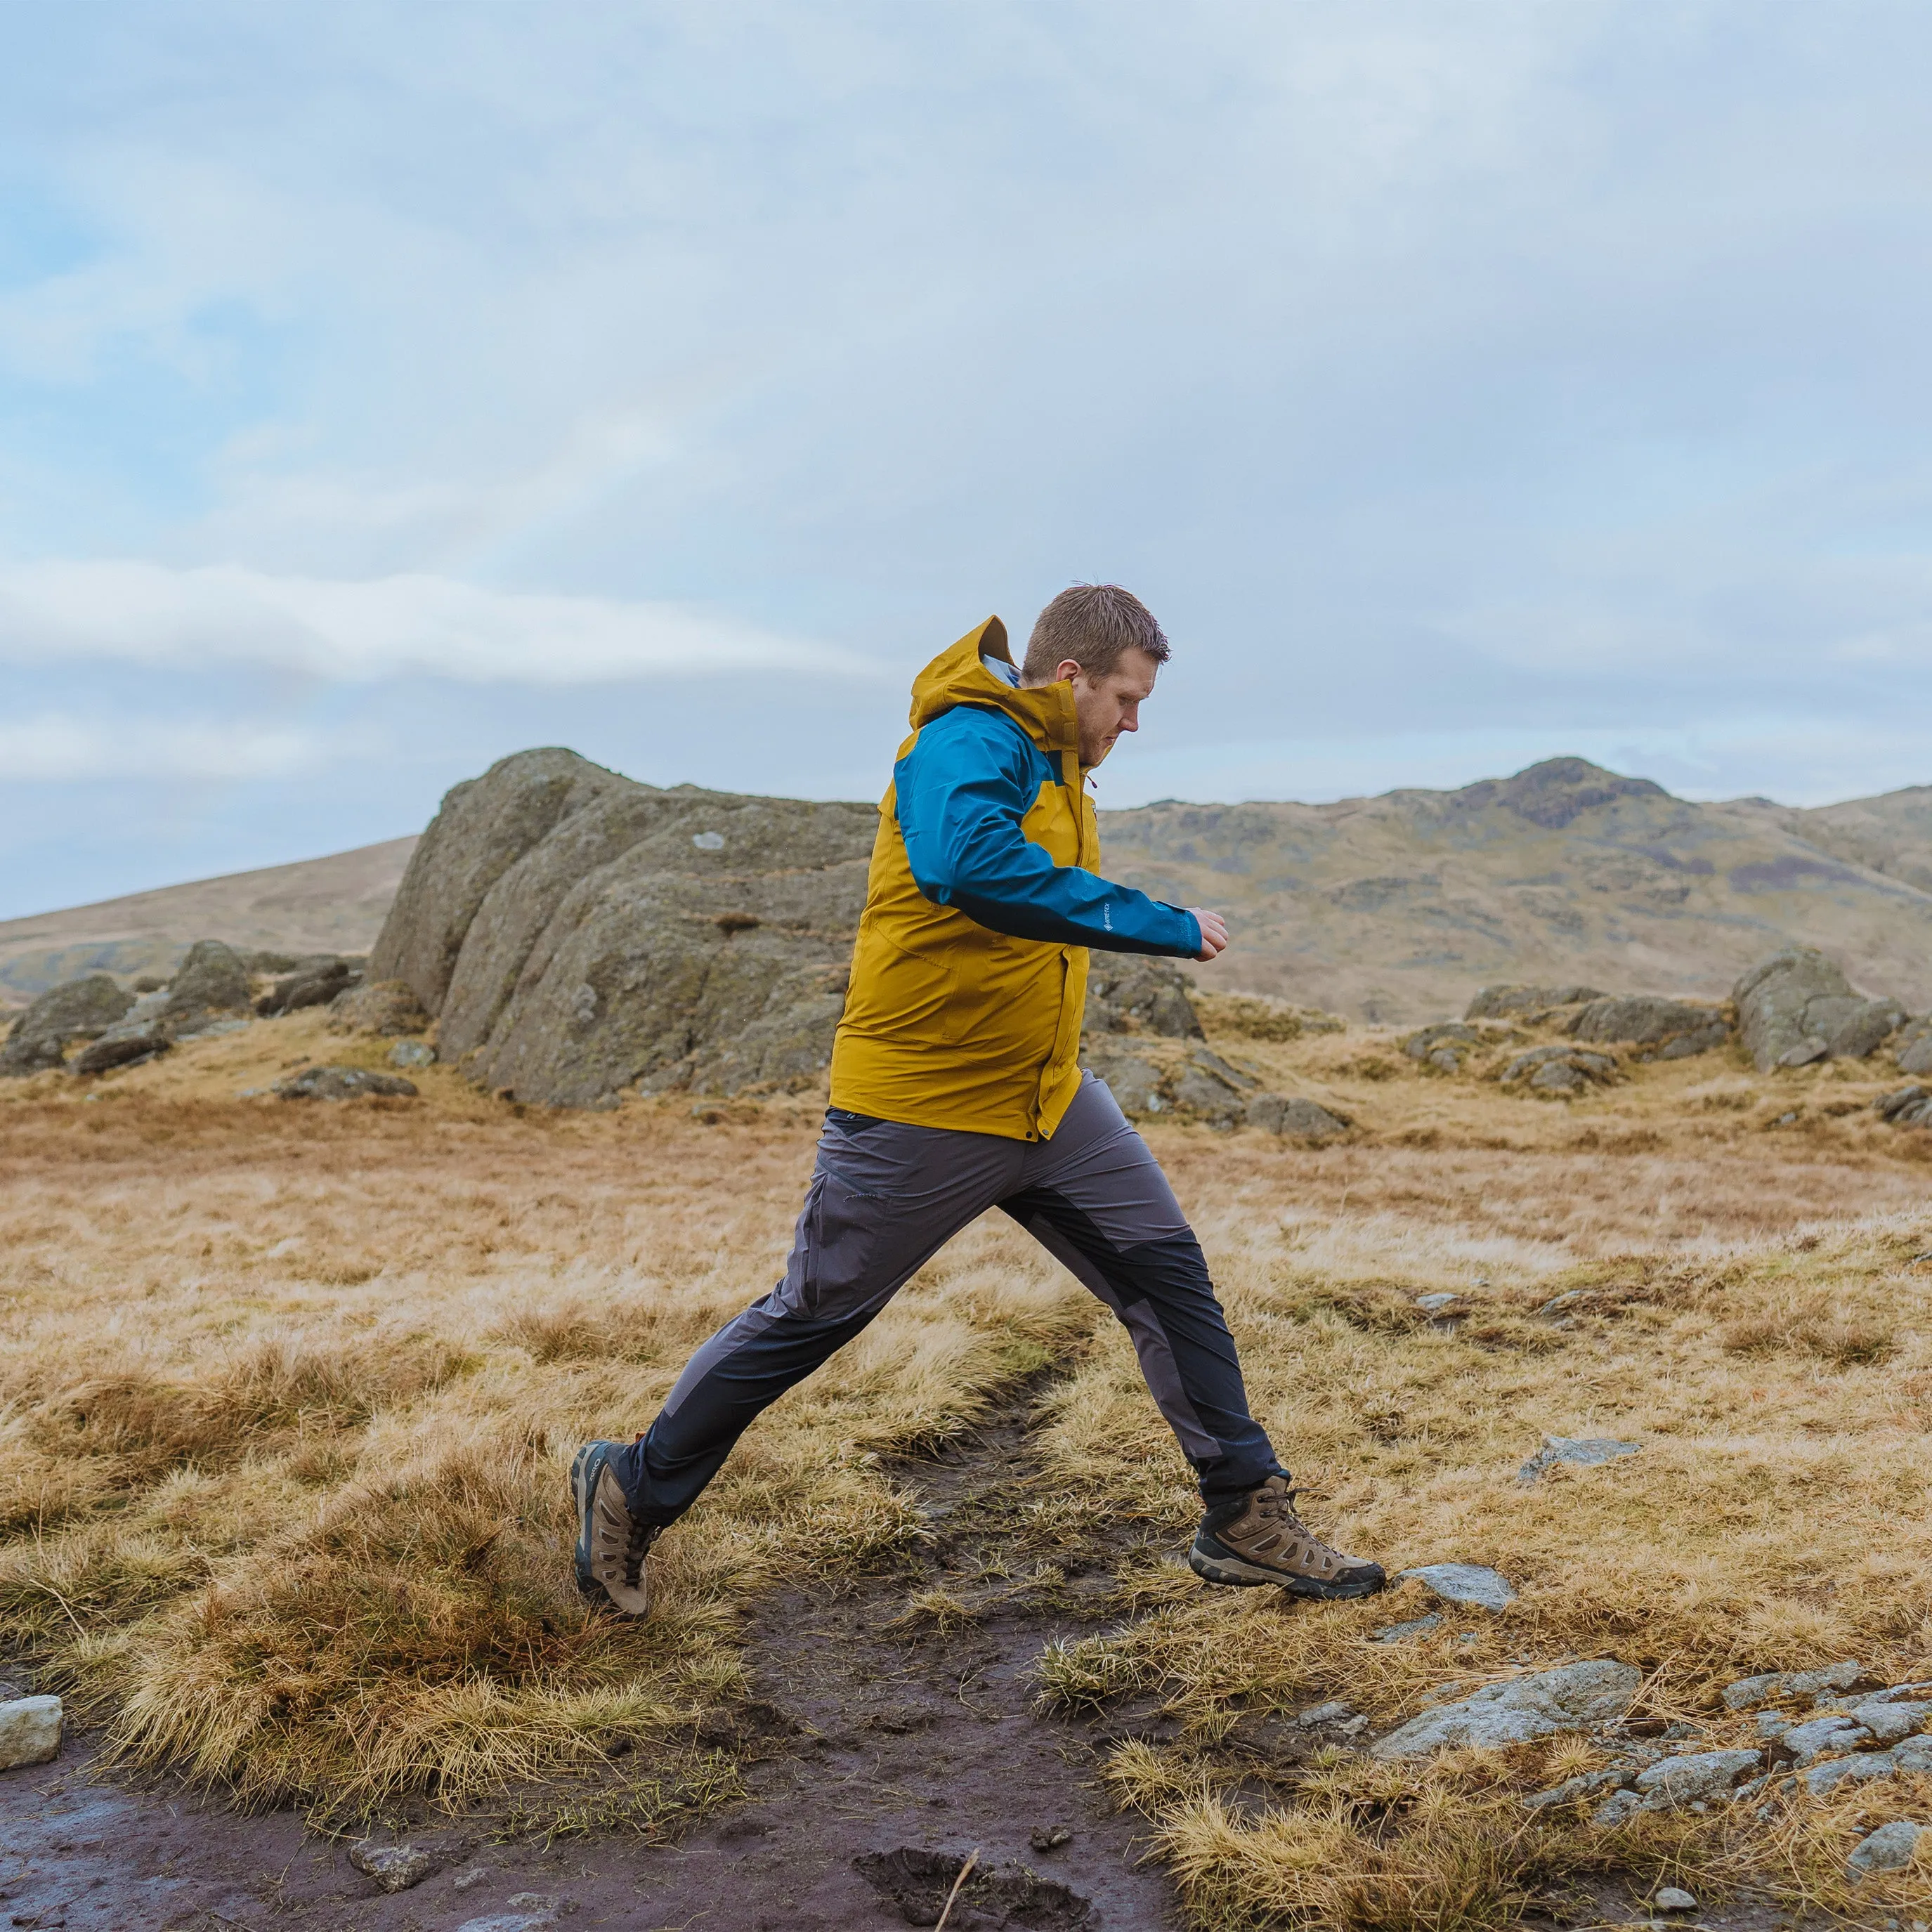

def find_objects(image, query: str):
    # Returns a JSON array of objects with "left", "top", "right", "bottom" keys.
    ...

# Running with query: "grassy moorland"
[{"left": 1, "top": 1005, "right": 1928, "bottom": 1925}]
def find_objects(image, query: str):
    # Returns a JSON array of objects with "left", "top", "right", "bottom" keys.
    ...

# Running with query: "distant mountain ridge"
[
  {"left": 7, "top": 758, "right": 1932, "bottom": 1024},
  {"left": 1103, "top": 758, "right": 1932, "bottom": 1022}
]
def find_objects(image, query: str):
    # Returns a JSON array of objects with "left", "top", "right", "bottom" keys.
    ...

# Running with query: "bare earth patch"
[{"left": 2, "top": 1012, "right": 1931, "bottom": 1926}]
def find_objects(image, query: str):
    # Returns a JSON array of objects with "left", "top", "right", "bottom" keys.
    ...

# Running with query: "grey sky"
[{"left": 4, "top": 3, "right": 1931, "bottom": 916}]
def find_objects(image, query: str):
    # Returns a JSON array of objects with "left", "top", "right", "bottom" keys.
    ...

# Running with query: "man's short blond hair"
[{"left": 1022, "top": 584, "right": 1170, "bottom": 683}]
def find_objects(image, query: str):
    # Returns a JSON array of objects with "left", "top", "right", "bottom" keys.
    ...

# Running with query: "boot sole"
[{"left": 1189, "top": 1540, "right": 1387, "bottom": 1601}]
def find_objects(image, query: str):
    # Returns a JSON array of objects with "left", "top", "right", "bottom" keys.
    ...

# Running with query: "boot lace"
[
  {"left": 622, "top": 1520, "right": 658, "bottom": 1591},
  {"left": 1255, "top": 1484, "right": 1338, "bottom": 1553}
]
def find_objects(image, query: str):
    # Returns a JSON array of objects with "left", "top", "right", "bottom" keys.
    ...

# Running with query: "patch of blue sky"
[{"left": 0, "top": 294, "right": 303, "bottom": 542}]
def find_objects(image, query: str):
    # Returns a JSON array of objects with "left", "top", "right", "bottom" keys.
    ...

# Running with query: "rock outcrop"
[
  {"left": 1566, "top": 994, "right": 1730, "bottom": 1060},
  {"left": 1085, "top": 957, "right": 1204, "bottom": 1040},
  {"left": 1733, "top": 948, "right": 1907, "bottom": 1071},
  {"left": 275, "top": 1065, "right": 419, "bottom": 1101},
  {"left": 368, "top": 749, "right": 879, "bottom": 1107},
  {"left": 0, "top": 974, "right": 133, "bottom": 1076},
  {"left": 1465, "top": 984, "right": 1603, "bottom": 1022},
  {"left": 1373, "top": 1660, "right": 1639, "bottom": 1757},
  {"left": 159, "top": 939, "right": 254, "bottom": 1033}
]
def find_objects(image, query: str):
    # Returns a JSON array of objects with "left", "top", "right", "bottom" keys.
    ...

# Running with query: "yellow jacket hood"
[{"left": 908, "top": 615, "right": 1079, "bottom": 764}]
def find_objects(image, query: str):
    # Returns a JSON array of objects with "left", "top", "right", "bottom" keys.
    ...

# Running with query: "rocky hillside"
[
  {"left": 15, "top": 752, "right": 1932, "bottom": 1033},
  {"left": 1104, "top": 759, "right": 1932, "bottom": 1022},
  {"left": 0, "top": 837, "right": 415, "bottom": 1002}
]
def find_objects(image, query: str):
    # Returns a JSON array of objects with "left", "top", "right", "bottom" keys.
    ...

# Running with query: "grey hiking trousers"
[{"left": 614, "top": 1072, "right": 1286, "bottom": 1523}]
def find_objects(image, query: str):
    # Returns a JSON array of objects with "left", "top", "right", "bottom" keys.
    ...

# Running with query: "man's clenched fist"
[{"left": 1189, "top": 910, "right": 1229, "bottom": 962}]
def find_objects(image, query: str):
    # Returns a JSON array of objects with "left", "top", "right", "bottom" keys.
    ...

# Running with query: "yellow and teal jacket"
[{"left": 830, "top": 616, "right": 1202, "bottom": 1140}]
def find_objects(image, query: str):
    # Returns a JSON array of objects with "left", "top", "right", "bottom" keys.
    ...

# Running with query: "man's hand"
[{"left": 1189, "top": 910, "right": 1229, "bottom": 962}]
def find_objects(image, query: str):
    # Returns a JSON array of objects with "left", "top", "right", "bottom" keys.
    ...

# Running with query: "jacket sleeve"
[{"left": 895, "top": 706, "right": 1202, "bottom": 957}]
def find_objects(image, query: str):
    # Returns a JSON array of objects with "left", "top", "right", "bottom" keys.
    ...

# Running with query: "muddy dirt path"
[{"left": 0, "top": 1381, "right": 1183, "bottom": 1931}]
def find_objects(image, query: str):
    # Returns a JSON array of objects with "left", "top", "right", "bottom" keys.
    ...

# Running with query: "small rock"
[
  {"left": 69, "top": 1024, "right": 173, "bottom": 1074},
  {"left": 1849, "top": 1820, "right": 1924, "bottom": 1879},
  {"left": 1855, "top": 1699, "right": 1932, "bottom": 1744},
  {"left": 1029, "top": 1825, "right": 1072, "bottom": 1852},
  {"left": 457, "top": 1895, "right": 564, "bottom": 1932},
  {"left": 1720, "top": 1660, "right": 1863, "bottom": 1710},
  {"left": 349, "top": 1841, "right": 437, "bottom": 1893},
  {"left": 1805, "top": 1751, "right": 1900, "bottom": 1798},
  {"left": 275, "top": 1064, "right": 419, "bottom": 1101},
  {"left": 329, "top": 978, "right": 433, "bottom": 1037},
  {"left": 1373, "top": 1659, "right": 1640, "bottom": 1758},
  {"left": 1397, "top": 1562, "right": 1517, "bottom": 1611},
  {"left": 256, "top": 958, "right": 358, "bottom": 1017},
  {"left": 0, "top": 1695, "right": 63, "bottom": 1770},
  {"left": 1653, "top": 1887, "right": 1699, "bottom": 1912},
  {"left": 1242, "top": 1091, "right": 1351, "bottom": 1139},
  {"left": 1522, "top": 1767, "right": 1632, "bottom": 1810},
  {"left": 1780, "top": 1713, "right": 1872, "bottom": 1764},
  {"left": 1404, "top": 1022, "right": 1482, "bottom": 1064},
  {"left": 451, "top": 1867, "right": 490, "bottom": 1891},
  {"left": 1372, "top": 1614, "right": 1442, "bottom": 1644},
  {"left": 388, "top": 1040, "right": 436, "bottom": 1069},
  {"left": 1593, "top": 1787, "right": 1645, "bottom": 1826},
  {"left": 1892, "top": 1735, "right": 1932, "bottom": 1773},
  {"left": 1633, "top": 1748, "right": 1761, "bottom": 1810},
  {"left": 1296, "top": 1700, "right": 1355, "bottom": 1726},
  {"left": 1414, "top": 1293, "right": 1460, "bottom": 1313},
  {"left": 1517, "top": 1436, "right": 1642, "bottom": 1484}
]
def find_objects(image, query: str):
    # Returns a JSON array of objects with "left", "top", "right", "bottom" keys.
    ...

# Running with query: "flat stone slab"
[
  {"left": 1721, "top": 1659, "right": 1862, "bottom": 1709},
  {"left": 1397, "top": 1562, "right": 1517, "bottom": 1610},
  {"left": 1517, "top": 1435, "right": 1642, "bottom": 1484},
  {"left": 1373, "top": 1659, "right": 1640, "bottom": 1758},
  {"left": 1371, "top": 1613, "right": 1442, "bottom": 1645}
]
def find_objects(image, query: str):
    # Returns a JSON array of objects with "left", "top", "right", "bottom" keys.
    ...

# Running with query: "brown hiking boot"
[
  {"left": 1189, "top": 1475, "right": 1386, "bottom": 1599},
  {"left": 571, "top": 1440, "right": 658, "bottom": 1617}
]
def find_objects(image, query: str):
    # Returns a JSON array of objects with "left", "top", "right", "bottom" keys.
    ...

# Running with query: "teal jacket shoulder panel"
[{"left": 894, "top": 703, "right": 1201, "bottom": 958}]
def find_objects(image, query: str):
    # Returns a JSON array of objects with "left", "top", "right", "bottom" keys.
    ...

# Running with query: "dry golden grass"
[{"left": 3, "top": 1006, "right": 1931, "bottom": 1920}]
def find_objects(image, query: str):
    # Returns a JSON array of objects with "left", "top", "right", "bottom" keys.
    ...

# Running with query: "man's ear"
[{"left": 1054, "top": 658, "right": 1084, "bottom": 685}]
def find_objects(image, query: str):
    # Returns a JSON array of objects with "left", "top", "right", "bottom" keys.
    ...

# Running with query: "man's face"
[{"left": 1049, "top": 647, "right": 1160, "bottom": 768}]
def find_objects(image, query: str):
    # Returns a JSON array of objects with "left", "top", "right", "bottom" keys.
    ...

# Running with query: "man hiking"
[{"left": 573, "top": 585, "right": 1385, "bottom": 1614}]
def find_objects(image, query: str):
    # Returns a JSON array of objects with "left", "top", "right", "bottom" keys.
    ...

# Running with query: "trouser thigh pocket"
[{"left": 778, "top": 1169, "right": 897, "bottom": 1319}]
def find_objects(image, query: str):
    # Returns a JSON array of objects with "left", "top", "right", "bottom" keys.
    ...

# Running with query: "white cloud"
[
  {"left": 0, "top": 560, "right": 875, "bottom": 684},
  {"left": 0, "top": 712, "right": 325, "bottom": 781}
]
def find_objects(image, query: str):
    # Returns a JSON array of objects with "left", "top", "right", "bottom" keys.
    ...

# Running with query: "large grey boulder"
[
  {"left": 161, "top": 939, "right": 255, "bottom": 1033},
  {"left": 0, "top": 974, "right": 133, "bottom": 1075},
  {"left": 369, "top": 750, "right": 878, "bottom": 1107},
  {"left": 1733, "top": 948, "right": 1905, "bottom": 1071},
  {"left": 1567, "top": 996, "right": 1730, "bottom": 1061},
  {"left": 1373, "top": 1659, "right": 1640, "bottom": 1757}
]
